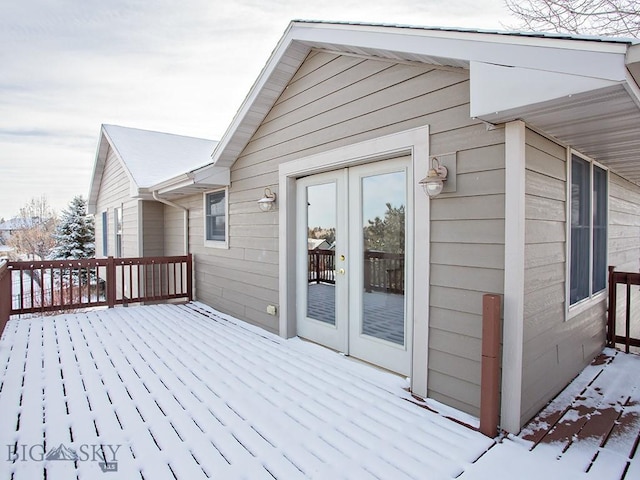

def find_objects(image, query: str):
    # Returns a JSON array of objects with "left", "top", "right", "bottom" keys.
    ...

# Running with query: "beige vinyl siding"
[
  {"left": 141, "top": 201, "right": 164, "bottom": 256},
  {"left": 164, "top": 204, "right": 186, "bottom": 256},
  {"left": 520, "top": 129, "right": 606, "bottom": 425},
  {"left": 198, "top": 50, "right": 506, "bottom": 416},
  {"left": 609, "top": 173, "right": 640, "bottom": 343},
  {"left": 429, "top": 142, "right": 506, "bottom": 417},
  {"left": 94, "top": 146, "right": 139, "bottom": 258}
]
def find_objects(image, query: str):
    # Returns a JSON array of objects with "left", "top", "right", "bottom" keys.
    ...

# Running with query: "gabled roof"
[
  {"left": 88, "top": 125, "right": 227, "bottom": 213},
  {"left": 201, "top": 20, "right": 640, "bottom": 182}
]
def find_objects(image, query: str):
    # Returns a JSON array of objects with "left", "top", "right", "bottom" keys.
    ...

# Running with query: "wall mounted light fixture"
[
  {"left": 258, "top": 187, "right": 277, "bottom": 212},
  {"left": 418, "top": 157, "right": 449, "bottom": 198}
]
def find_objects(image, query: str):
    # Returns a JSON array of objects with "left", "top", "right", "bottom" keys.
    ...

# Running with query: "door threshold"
[{"left": 296, "top": 336, "right": 408, "bottom": 380}]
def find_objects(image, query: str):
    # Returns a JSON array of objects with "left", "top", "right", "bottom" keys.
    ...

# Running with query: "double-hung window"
[
  {"left": 205, "top": 189, "right": 228, "bottom": 247},
  {"left": 569, "top": 153, "right": 607, "bottom": 307}
]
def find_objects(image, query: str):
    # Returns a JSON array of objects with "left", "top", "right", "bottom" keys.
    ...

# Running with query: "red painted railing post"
[
  {"left": 106, "top": 256, "right": 115, "bottom": 308},
  {"left": 607, "top": 265, "right": 616, "bottom": 347},
  {"left": 480, "top": 293, "right": 502, "bottom": 438},
  {"left": 0, "top": 261, "right": 11, "bottom": 336},
  {"left": 186, "top": 254, "right": 193, "bottom": 302}
]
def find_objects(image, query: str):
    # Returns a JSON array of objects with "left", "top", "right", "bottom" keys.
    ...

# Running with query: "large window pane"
[
  {"left": 570, "top": 155, "right": 590, "bottom": 305},
  {"left": 593, "top": 166, "right": 607, "bottom": 293},
  {"left": 306, "top": 182, "right": 337, "bottom": 325},
  {"left": 361, "top": 170, "right": 406, "bottom": 345}
]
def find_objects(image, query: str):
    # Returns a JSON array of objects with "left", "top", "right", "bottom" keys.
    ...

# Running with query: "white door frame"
[{"left": 278, "top": 125, "right": 431, "bottom": 396}]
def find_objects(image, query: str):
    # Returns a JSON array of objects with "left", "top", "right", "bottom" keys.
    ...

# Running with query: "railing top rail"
[
  {"left": 112, "top": 255, "right": 190, "bottom": 265},
  {"left": 610, "top": 270, "right": 640, "bottom": 286},
  {"left": 8, "top": 258, "right": 109, "bottom": 269}
]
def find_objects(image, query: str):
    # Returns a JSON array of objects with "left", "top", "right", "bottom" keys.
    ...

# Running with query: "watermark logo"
[
  {"left": 45, "top": 444, "right": 78, "bottom": 461},
  {"left": 7, "top": 443, "right": 120, "bottom": 473}
]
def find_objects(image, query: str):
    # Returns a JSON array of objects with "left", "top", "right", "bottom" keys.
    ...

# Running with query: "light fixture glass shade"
[
  {"left": 418, "top": 158, "right": 448, "bottom": 198},
  {"left": 421, "top": 177, "right": 444, "bottom": 197},
  {"left": 258, "top": 188, "right": 276, "bottom": 212}
]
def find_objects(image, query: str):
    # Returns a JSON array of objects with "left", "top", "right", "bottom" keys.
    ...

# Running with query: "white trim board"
[
  {"left": 278, "top": 125, "right": 431, "bottom": 397},
  {"left": 502, "top": 120, "right": 526, "bottom": 433}
]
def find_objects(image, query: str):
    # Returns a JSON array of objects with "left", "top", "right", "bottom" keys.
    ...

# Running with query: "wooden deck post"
[
  {"left": 106, "top": 256, "right": 115, "bottom": 308},
  {"left": 186, "top": 254, "right": 193, "bottom": 302},
  {"left": 607, "top": 265, "right": 616, "bottom": 347},
  {"left": 480, "top": 293, "right": 502, "bottom": 437},
  {"left": 0, "top": 261, "right": 11, "bottom": 336}
]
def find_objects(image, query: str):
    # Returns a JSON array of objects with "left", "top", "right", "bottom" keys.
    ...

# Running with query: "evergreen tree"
[
  {"left": 50, "top": 196, "right": 95, "bottom": 260},
  {"left": 363, "top": 203, "right": 405, "bottom": 254}
]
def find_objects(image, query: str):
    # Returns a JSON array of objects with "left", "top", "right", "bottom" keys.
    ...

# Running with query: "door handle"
[{"left": 339, "top": 268, "right": 346, "bottom": 275}]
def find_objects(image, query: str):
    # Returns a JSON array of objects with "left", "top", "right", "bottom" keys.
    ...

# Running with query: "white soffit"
[{"left": 470, "top": 61, "right": 622, "bottom": 119}]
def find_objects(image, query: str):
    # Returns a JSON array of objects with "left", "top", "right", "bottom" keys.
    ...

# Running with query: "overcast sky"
[{"left": 0, "top": 0, "right": 513, "bottom": 220}]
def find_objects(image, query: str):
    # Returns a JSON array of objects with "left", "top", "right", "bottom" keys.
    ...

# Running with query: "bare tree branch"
[
  {"left": 503, "top": 0, "right": 640, "bottom": 37},
  {"left": 7, "top": 196, "right": 57, "bottom": 260}
]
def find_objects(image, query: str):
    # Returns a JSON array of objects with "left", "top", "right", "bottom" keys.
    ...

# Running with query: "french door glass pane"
[
  {"left": 593, "top": 166, "right": 607, "bottom": 293},
  {"left": 306, "top": 183, "right": 336, "bottom": 325},
  {"left": 570, "top": 155, "right": 590, "bottom": 305},
  {"left": 361, "top": 171, "right": 406, "bottom": 345}
]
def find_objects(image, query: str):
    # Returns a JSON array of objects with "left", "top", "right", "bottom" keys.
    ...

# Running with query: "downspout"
[{"left": 152, "top": 191, "right": 189, "bottom": 255}]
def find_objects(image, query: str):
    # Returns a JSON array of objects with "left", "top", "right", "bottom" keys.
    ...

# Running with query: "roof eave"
[{"left": 209, "top": 21, "right": 634, "bottom": 171}]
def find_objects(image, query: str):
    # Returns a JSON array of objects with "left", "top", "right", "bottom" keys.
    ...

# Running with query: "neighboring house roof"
[
  {"left": 88, "top": 125, "right": 227, "bottom": 213},
  {"left": 0, "top": 217, "right": 41, "bottom": 232},
  {"left": 196, "top": 20, "right": 640, "bottom": 182},
  {"left": 308, "top": 238, "right": 330, "bottom": 250}
]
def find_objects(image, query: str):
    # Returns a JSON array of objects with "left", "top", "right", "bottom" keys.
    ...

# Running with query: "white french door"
[{"left": 296, "top": 157, "right": 412, "bottom": 375}]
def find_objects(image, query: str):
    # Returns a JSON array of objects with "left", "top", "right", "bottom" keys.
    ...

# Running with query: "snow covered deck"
[
  {"left": 0, "top": 303, "right": 493, "bottom": 480},
  {"left": 518, "top": 349, "right": 640, "bottom": 479}
]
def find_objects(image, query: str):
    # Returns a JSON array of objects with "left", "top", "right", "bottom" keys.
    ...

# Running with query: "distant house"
[
  {"left": 87, "top": 124, "right": 224, "bottom": 261},
  {"left": 0, "top": 217, "right": 40, "bottom": 244},
  {"left": 90, "top": 22, "right": 640, "bottom": 434},
  {"left": 307, "top": 238, "right": 331, "bottom": 250}
]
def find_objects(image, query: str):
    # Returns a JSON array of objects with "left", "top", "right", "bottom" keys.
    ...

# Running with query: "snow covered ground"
[{"left": 0, "top": 303, "right": 493, "bottom": 480}]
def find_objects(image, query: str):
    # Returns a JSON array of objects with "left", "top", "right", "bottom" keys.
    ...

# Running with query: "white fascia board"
[
  {"left": 624, "top": 71, "right": 640, "bottom": 109},
  {"left": 293, "top": 23, "right": 627, "bottom": 80},
  {"left": 210, "top": 22, "right": 310, "bottom": 168},
  {"left": 470, "top": 61, "right": 623, "bottom": 119},
  {"left": 87, "top": 130, "right": 110, "bottom": 215},
  {"left": 191, "top": 166, "right": 230, "bottom": 186},
  {"left": 100, "top": 126, "right": 140, "bottom": 192},
  {"left": 627, "top": 43, "right": 640, "bottom": 65},
  {"left": 146, "top": 167, "right": 230, "bottom": 197}
]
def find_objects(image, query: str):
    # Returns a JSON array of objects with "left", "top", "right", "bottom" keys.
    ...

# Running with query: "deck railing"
[
  {"left": 307, "top": 250, "right": 405, "bottom": 294},
  {"left": 607, "top": 265, "right": 640, "bottom": 353},
  {"left": 308, "top": 249, "right": 336, "bottom": 285},
  {"left": 0, "top": 255, "right": 192, "bottom": 327}
]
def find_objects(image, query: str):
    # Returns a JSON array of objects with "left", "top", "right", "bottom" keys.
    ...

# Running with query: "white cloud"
[{"left": 0, "top": 0, "right": 511, "bottom": 219}]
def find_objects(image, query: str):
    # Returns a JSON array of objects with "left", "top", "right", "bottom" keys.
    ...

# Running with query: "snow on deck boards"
[
  {"left": 0, "top": 303, "right": 493, "bottom": 480},
  {"left": 518, "top": 349, "right": 640, "bottom": 479}
]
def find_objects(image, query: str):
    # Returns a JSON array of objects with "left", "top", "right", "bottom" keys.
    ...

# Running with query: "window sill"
[
  {"left": 204, "top": 240, "right": 228, "bottom": 249},
  {"left": 567, "top": 290, "right": 607, "bottom": 321}
]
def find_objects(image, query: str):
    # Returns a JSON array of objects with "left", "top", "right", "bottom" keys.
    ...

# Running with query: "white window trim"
[
  {"left": 565, "top": 149, "right": 609, "bottom": 320},
  {"left": 203, "top": 187, "right": 229, "bottom": 249}
]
